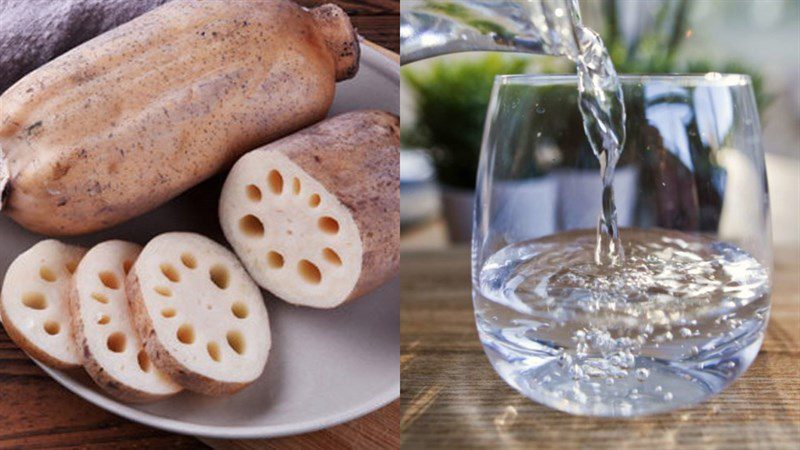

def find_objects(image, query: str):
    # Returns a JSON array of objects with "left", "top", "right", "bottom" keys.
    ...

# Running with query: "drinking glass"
[{"left": 471, "top": 74, "right": 771, "bottom": 416}]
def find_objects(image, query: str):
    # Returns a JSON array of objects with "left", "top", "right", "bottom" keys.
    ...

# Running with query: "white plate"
[{"left": 0, "top": 44, "right": 399, "bottom": 439}]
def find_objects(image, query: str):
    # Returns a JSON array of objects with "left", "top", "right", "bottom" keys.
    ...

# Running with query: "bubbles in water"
[
  {"left": 569, "top": 365, "right": 586, "bottom": 380},
  {"left": 655, "top": 331, "right": 674, "bottom": 343},
  {"left": 476, "top": 228, "right": 770, "bottom": 416}
]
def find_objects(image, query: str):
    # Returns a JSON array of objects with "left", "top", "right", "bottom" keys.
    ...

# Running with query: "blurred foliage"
[
  {"left": 402, "top": 54, "right": 528, "bottom": 188},
  {"left": 403, "top": 0, "right": 773, "bottom": 189},
  {"left": 600, "top": 0, "right": 773, "bottom": 112}
]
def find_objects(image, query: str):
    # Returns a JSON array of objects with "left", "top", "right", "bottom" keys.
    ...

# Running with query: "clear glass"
[{"left": 471, "top": 74, "right": 772, "bottom": 417}]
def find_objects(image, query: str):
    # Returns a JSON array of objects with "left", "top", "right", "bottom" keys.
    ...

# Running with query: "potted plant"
[{"left": 403, "top": 55, "right": 546, "bottom": 242}]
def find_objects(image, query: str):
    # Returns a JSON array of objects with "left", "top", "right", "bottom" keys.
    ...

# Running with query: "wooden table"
[
  {"left": 401, "top": 246, "right": 800, "bottom": 449},
  {"left": 0, "top": 1, "right": 398, "bottom": 449}
]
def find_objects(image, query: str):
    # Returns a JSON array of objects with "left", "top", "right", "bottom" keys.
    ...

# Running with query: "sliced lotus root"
[
  {"left": 126, "top": 232, "right": 270, "bottom": 395},
  {"left": 219, "top": 110, "right": 400, "bottom": 308},
  {"left": 0, "top": 240, "right": 86, "bottom": 368},
  {"left": 70, "top": 240, "right": 182, "bottom": 402}
]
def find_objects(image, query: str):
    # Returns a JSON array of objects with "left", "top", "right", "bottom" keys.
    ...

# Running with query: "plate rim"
[
  {"left": 38, "top": 360, "right": 399, "bottom": 439},
  {"left": 33, "top": 44, "right": 399, "bottom": 440}
]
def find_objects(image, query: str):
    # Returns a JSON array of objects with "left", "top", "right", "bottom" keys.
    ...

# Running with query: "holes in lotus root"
[
  {"left": 137, "top": 350, "right": 152, "bottom": 373},
  {"left": 207, "top": 342, "right": 221, "bottom": 362},
  {"left": 123, "top": 260, "right": 134, "bottom": 275},
  {"left": 107, "top": 332, "right": 126, "bottom": 353},
  {"left": 292, "top": 177, "right": 301, "bottom": 195},
  {"left": 66, "top": 260, "right": 79, "bottom": 274},
  {"left": 39, "top": 267, "right": 57, "bottom": 282},
  {"left": 154, "top": 286, "right": 172, "bottom": 297},
  {"left": 209, "top": 265, "right": 230, "bottom": 289},
  {"left": 239, "top": 214, "right": 265, "bottom": 237},
  {"left": 99, "top": 271, "right": 120, "bottom": 290},
  {"left": 226, "top": 330, "right": 245, "bottom": 355},
  {"left": 267, "top": 251, "right": 284, "bottom": 269},
  {"left": 298, "top": 260, "right": 322, "bottom": 284},
  {"left": 161, "top": 308, "right": 176, "bottom": 318},
  {"left": 43, "top": 321, "right": 60, "bottom": 335},
  {"left": 92, "top": 293, "right": 109, "bottom": 304},
  {"left": 246, "top": 184, "right": 262, "bottom": 202},
  {"left": 177, "top": 324, "right": 195, "bottom": 344},
  {"left": 98, "top": 315, "right": 111, "bottom": 325},
  {"left": 231, "top": 302, "right": 249, "bottom": 319},
  {"left": 309, "top": 193, "right": 321, "bottom": 208},
  {"left": 268, "top": 170, "right": 283, "bottom": 194},
  {"left": 160, "top": 263, "right": 180, "bottom": 282},
  {"left": 22, "top": 292, "right": 47, "bottom": 310},
  {"left": 318, "top": 216, "right": 339, "bottom": 234},
  {"left": 181, "top": 253, "right": 197, "bottom": 269},
  {"left": 322, "top": 248, "right": 342, "bottom": 266}
]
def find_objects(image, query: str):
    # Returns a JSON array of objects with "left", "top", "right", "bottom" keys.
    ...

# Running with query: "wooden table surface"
[
  {"left": 401, "top": 246, "right": 800, "bottom": 449},
  {"left": 0, "top": 1, "right": 398, "bottom": 449}
]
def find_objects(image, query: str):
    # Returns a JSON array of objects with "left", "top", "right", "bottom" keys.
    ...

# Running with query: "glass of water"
[{"left": 472, "top": 74, "right": 771, "bottom": 417}]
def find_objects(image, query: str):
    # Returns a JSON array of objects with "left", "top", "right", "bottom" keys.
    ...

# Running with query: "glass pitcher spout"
[{"left": 400, "top": 0, "right": 579, "bottom": 65}]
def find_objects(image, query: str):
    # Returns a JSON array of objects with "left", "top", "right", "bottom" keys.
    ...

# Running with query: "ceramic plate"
[{"left": 0, "top": 43, "right": 399, "bottom": 439}]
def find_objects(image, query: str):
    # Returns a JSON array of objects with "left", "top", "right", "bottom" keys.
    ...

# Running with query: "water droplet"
[
  {"left": 635, "top": 368, "right": 650, "bottom": 381},
  {"left": 663, "top": 392, "right": 674, "bottom": 401},
  {"left": 679, "top": 327, "right": 692, "bottom": 338},
  {"left": 536, "top": 106, "right": 545, "bottom": 114}
]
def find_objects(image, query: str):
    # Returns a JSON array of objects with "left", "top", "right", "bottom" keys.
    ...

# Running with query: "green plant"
[
  {"left": 597, "top": 0, "right": 773, "bottom": 112},
  {"left": 402, "top": 54, "right": 529, "bottom": 189}
]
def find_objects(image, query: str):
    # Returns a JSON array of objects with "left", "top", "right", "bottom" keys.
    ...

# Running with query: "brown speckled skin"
[
  {"left": 125, "top": 268, "right": 248, "bottom": 396},
  {"left": 270, "top": 110, "right": 400, "bottom": 302},
  {"left": 68, "top": 276, "right": 179, "bottom": 403},
  {"left": 0, "top": 0, "right": 358, "bottom": 235}
]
